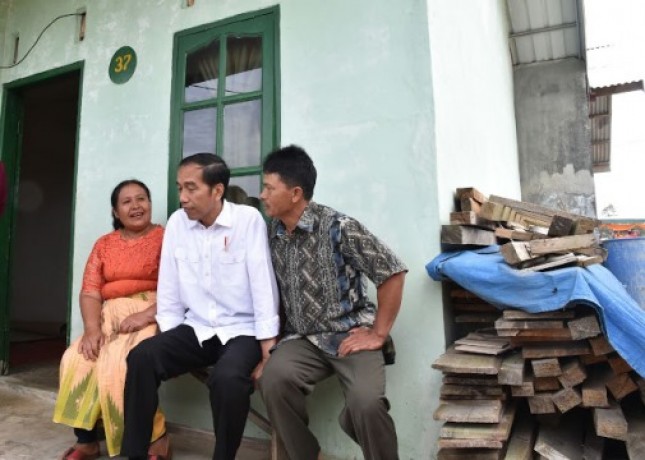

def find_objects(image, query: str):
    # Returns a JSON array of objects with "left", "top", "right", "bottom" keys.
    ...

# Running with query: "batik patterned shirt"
[{"left": 269, "top": 201, "right": 407, "bottom": 356}]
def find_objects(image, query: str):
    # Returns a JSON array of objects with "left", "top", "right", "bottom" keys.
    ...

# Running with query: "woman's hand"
[
  {"left": 119, "top": 310, "right": 154, "bottom": 334},
  {"left": 78, "top": 327, "right": 105, "bottom": 361}
]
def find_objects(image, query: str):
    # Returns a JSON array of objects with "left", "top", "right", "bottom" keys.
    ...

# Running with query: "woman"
[{"left": 53, "top": 180, "right": 170, "bottom": 459}]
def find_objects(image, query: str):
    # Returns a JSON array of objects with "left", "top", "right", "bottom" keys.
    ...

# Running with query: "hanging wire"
[{"left": 0, "top": 13, "right": 83, "bottom": 70}]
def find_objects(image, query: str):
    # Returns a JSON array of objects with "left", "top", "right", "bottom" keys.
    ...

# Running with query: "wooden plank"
[
  {"left": 441, "top": 225, "right": 497, "bottom": 246},
  {"left": 581, "top": 426, "right": 605, "bottom": 460},
  {"left": 522, "top": 341, "right": 590, "bottom": 359},
  {"left": 500, "top": 241, "right": 532, "bottom": 265},
  {"left": 510, "top": 377, "right": 535, "bottom": 397},
  {"left": 433, "top": 400, "right": 503, "bottom": 423},
  {"left": 625, "top": 411, "right": 645, "bottom": 460},
  {"left": 588, "top": 336, "right": 614, "bottom": 356},
  {"left": 593, "top": 401, "right": 628, "bottom": 441},
  {"left": 440, "top": 403, "right": 516, "bottom": 441},
  {"left": 438, "top": 448, "right": 502, "bottom": 460},
  {"left": 528, "top": 234, "right": 597, "bottom": 255},
  {"left": 456, "top": 187, "right": 488, "bottom": 204},
  {"left": 548, "top": 214, "right": 575, "bottom": 237},
  {"left": 528, "top": 393, "right": 556, "bottom": 414},
  {"left": 460, "top": 196, "right": 483, "bottom": 213},
  {"left": 432, "top": 350, "right": 502, "bottom": 375},
  {"left": 572, "top": 217, "right": 599, "bottom": 235},
  {"left": 494, "top": 226, "right": 534, "bottom": 241},
  {"left": 440, "top": 384, "right": 505, "bottom": 398},
  {"left": 450, "top": 211, "right": 495, "bottom": 229},
  {"left": 606, "top": 372, "right": 638, "bottom": 401},
  {"left": 534, "top": 422, "right": 583, "bottom": 460},
  {"left": 438, "top": 438, "right": 503, "bottom": 449},
  {"left": 443, "top": 375, "right": 500, "bottom": 387},
  {"left": 495, "top": 319, "right": 564, "bottom": 330},
  {"left": 582, "top": 367, "right": 609, "bottom": 408},
  {"left": 488, "top": 195, "right": 598, "bottom": 225},
  {"left": 552, "top": 387, "right": 582, "bottom": 413},
  {"left": 534, "top": 377, "right": 561, "bottom": 392},
  {"left": 454, "top": 344, "right": 510, "bottom": 355},
  {"left": 479, "top": 201, "right": 506, "bottom": 221},
  {"left": 581, "top": 353, "right": 608, "bottom": 365},
  {"left": 504, "top": 414, "right": 535, "bottom": 460},
  {"left": 499, "top": 328, "right": 573, "bottom": 342},
  {"left": 557, "top": 358, "right": 587, "bottom": 388},
  {"left": 575, "top": 254, "right": 604, "bottom": 267},
  {"left": 520, "top": 254, "right": 579, "bottom": 272},
  {"left": 567, "top": 315, "right": 601, "bottom": 340},
  {"left": 455, "top": 313, "right": 500, "bottom": 324},
  {"left": 502, "top": 309, "right": 575, "bottom": 320},
  {"left": 608, "top": 354, "right": 632, "bottom": 374},
  {"left": 497, "top": 352, "right": 525, "bottom": 386},
  {"left": 531, "top": 358, "right": 562, "bottom": 377},
  {"left": 452, "top": 303, "right": 499, "bottom": 313}
]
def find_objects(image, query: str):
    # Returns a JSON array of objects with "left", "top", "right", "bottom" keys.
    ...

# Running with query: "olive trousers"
[{"left": 259, "top": 338, "right": 398, "bottom": 460}]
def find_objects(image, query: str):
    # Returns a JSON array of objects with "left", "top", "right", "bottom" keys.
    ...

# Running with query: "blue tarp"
[{"left": 426, "top": 245, "right": 645, "bottom": 377}]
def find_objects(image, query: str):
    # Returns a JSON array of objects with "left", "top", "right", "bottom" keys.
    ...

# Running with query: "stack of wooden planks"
[
  {"left": 441, "top": 188, "right": 606, "bottom": 271},
  {"left": 432, "top": 284, "right": 645, "bottom": 459}
]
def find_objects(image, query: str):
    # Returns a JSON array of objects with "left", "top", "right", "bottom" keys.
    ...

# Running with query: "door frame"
[{"left": 0, "top": 61, "right": 84, "bottom": 373}]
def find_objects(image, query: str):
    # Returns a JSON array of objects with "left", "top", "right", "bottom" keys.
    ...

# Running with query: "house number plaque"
[{"left": 109, "top": 46, "right": 137, "bottom": 84}]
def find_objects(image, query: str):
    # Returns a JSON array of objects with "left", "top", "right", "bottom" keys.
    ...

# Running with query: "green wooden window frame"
[{"left": 168, "top": 7, "right": 280, "bottom": 214}]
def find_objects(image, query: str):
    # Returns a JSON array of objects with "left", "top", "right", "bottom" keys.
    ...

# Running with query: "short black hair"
[
  {"left": 262, "top": 145, "right": 317, "bottom": 200},
  {"left": 179, "top": 153, "right": 230, "bottom": 201},
  {"left": 110, "top": 179, "right": 151, "bottom": 230}
]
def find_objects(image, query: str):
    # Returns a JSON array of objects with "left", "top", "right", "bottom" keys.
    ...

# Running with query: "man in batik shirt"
[{"left": 259, "top": 145, "right": 407, "bottom": 460}]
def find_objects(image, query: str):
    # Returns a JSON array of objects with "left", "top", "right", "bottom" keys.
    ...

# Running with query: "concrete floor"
[{"left": 0, "top": 362, "right": 270, "bottom": 460}]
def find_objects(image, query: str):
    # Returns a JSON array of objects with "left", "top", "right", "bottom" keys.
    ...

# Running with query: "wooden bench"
[{"left": 190, "top": 367, "right": 287, "bottom": 460}]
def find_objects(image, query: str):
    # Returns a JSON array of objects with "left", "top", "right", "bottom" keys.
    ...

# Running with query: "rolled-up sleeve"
[
  {"left": 155, "top": 213, "right": 186, "bottom": 332},
  {"left": 246, "top": 212, "right": 280, "bottom": 340}
]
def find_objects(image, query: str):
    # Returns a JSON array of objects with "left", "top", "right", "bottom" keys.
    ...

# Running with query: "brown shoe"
[{"left": 148, "top": 433, "right": 172, "bottom": 460}]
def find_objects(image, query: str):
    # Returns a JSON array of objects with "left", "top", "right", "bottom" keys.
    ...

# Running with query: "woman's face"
[{"left": 113, "top": 184, "right": 152, "bottom": 232}]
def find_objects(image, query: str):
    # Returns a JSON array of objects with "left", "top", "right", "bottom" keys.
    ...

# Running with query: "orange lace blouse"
[{"left": 81, "top": 225, "right": 164, "bottom": 300}]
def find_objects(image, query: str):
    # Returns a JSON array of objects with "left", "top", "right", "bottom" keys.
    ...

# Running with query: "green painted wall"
[{"left": 0, "top": 1, "right": 519, "bottom": 458}]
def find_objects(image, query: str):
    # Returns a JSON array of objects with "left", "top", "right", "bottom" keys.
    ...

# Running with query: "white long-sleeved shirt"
[{"left": 156, "top": 200, "right": 280, "bottom": 345}]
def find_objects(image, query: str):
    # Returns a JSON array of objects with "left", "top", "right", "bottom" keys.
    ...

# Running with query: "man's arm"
[
  {"left": 155, "top": 214, "right": 185, "bottom": 331},
  {"left": 338, "top": 271, "right": 405, "bottom": 357},
  {"left": 246, "top": 210, "right": 280, "bottom": 381}
]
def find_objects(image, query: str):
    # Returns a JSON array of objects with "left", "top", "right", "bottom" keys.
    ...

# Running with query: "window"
[{"left": 168, "top": 7, "right": 279, "bottom": 212}]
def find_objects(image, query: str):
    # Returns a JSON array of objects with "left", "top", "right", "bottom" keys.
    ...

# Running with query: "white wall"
[
  {"left": 427, "top": 0, "right": 521, "bottom": 220},
  {"left": 595, "top": 90, "right": 645, "bottom": 219}
]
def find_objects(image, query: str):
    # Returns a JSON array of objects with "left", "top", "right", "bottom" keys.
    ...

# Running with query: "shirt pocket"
[
  {"left": 217, "top": 250, "right": 246, "bottom": 287},
  {"left": 174, "top": 247, "right": 200, "bottom": 284}
]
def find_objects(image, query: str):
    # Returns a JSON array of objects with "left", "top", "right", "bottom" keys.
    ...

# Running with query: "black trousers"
[{"left": 121, "top": 324, "right": 261, "bottom": 460}]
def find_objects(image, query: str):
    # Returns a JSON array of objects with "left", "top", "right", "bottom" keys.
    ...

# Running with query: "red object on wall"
[{"left": 0, "top": 161, "right": 7, "bottom": 216}]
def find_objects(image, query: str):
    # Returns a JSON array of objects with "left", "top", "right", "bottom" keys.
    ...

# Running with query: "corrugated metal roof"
[
  {"left": 589, "top": 92, "right": 611, "bottom": 172},
  {"left": 589, "top": 81, "right": 644, "bottom": 173},
  {"left": 507, "top": 0, "right": 584, "bottom": 65}
]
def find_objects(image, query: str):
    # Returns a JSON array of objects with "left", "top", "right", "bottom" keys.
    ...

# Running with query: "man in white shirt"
[{"left": 121, "top": 153, "right": 280, "bottom": 460}]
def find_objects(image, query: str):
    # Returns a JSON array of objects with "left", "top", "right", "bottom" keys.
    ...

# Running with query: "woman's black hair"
[{"left": 110, "top": 179, "right": 151, "bottom": 230}]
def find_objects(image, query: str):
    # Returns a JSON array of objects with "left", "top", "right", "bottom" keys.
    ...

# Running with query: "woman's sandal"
[
  {"left": 60, "top": 443, "right": 100, "bottom": 460},
  {"left": 148, "top": 433, "right": 172, "bottom": 460}
]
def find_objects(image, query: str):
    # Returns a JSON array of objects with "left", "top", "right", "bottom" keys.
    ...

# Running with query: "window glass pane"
[
  {"left": 185, "top": 39, "right": 220, "bottom": 103},
  {"left": 226, "top": 175, "right": 261, "bottom": 210},
  {"left": 223, "top": 100, "right": 261, "bottom": 168},
  {"left": 225, "top": 36, "right": 262, "bottom": 96},
  {"left": 183, "top": 108, "right": 217, "bottom": 157}
]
